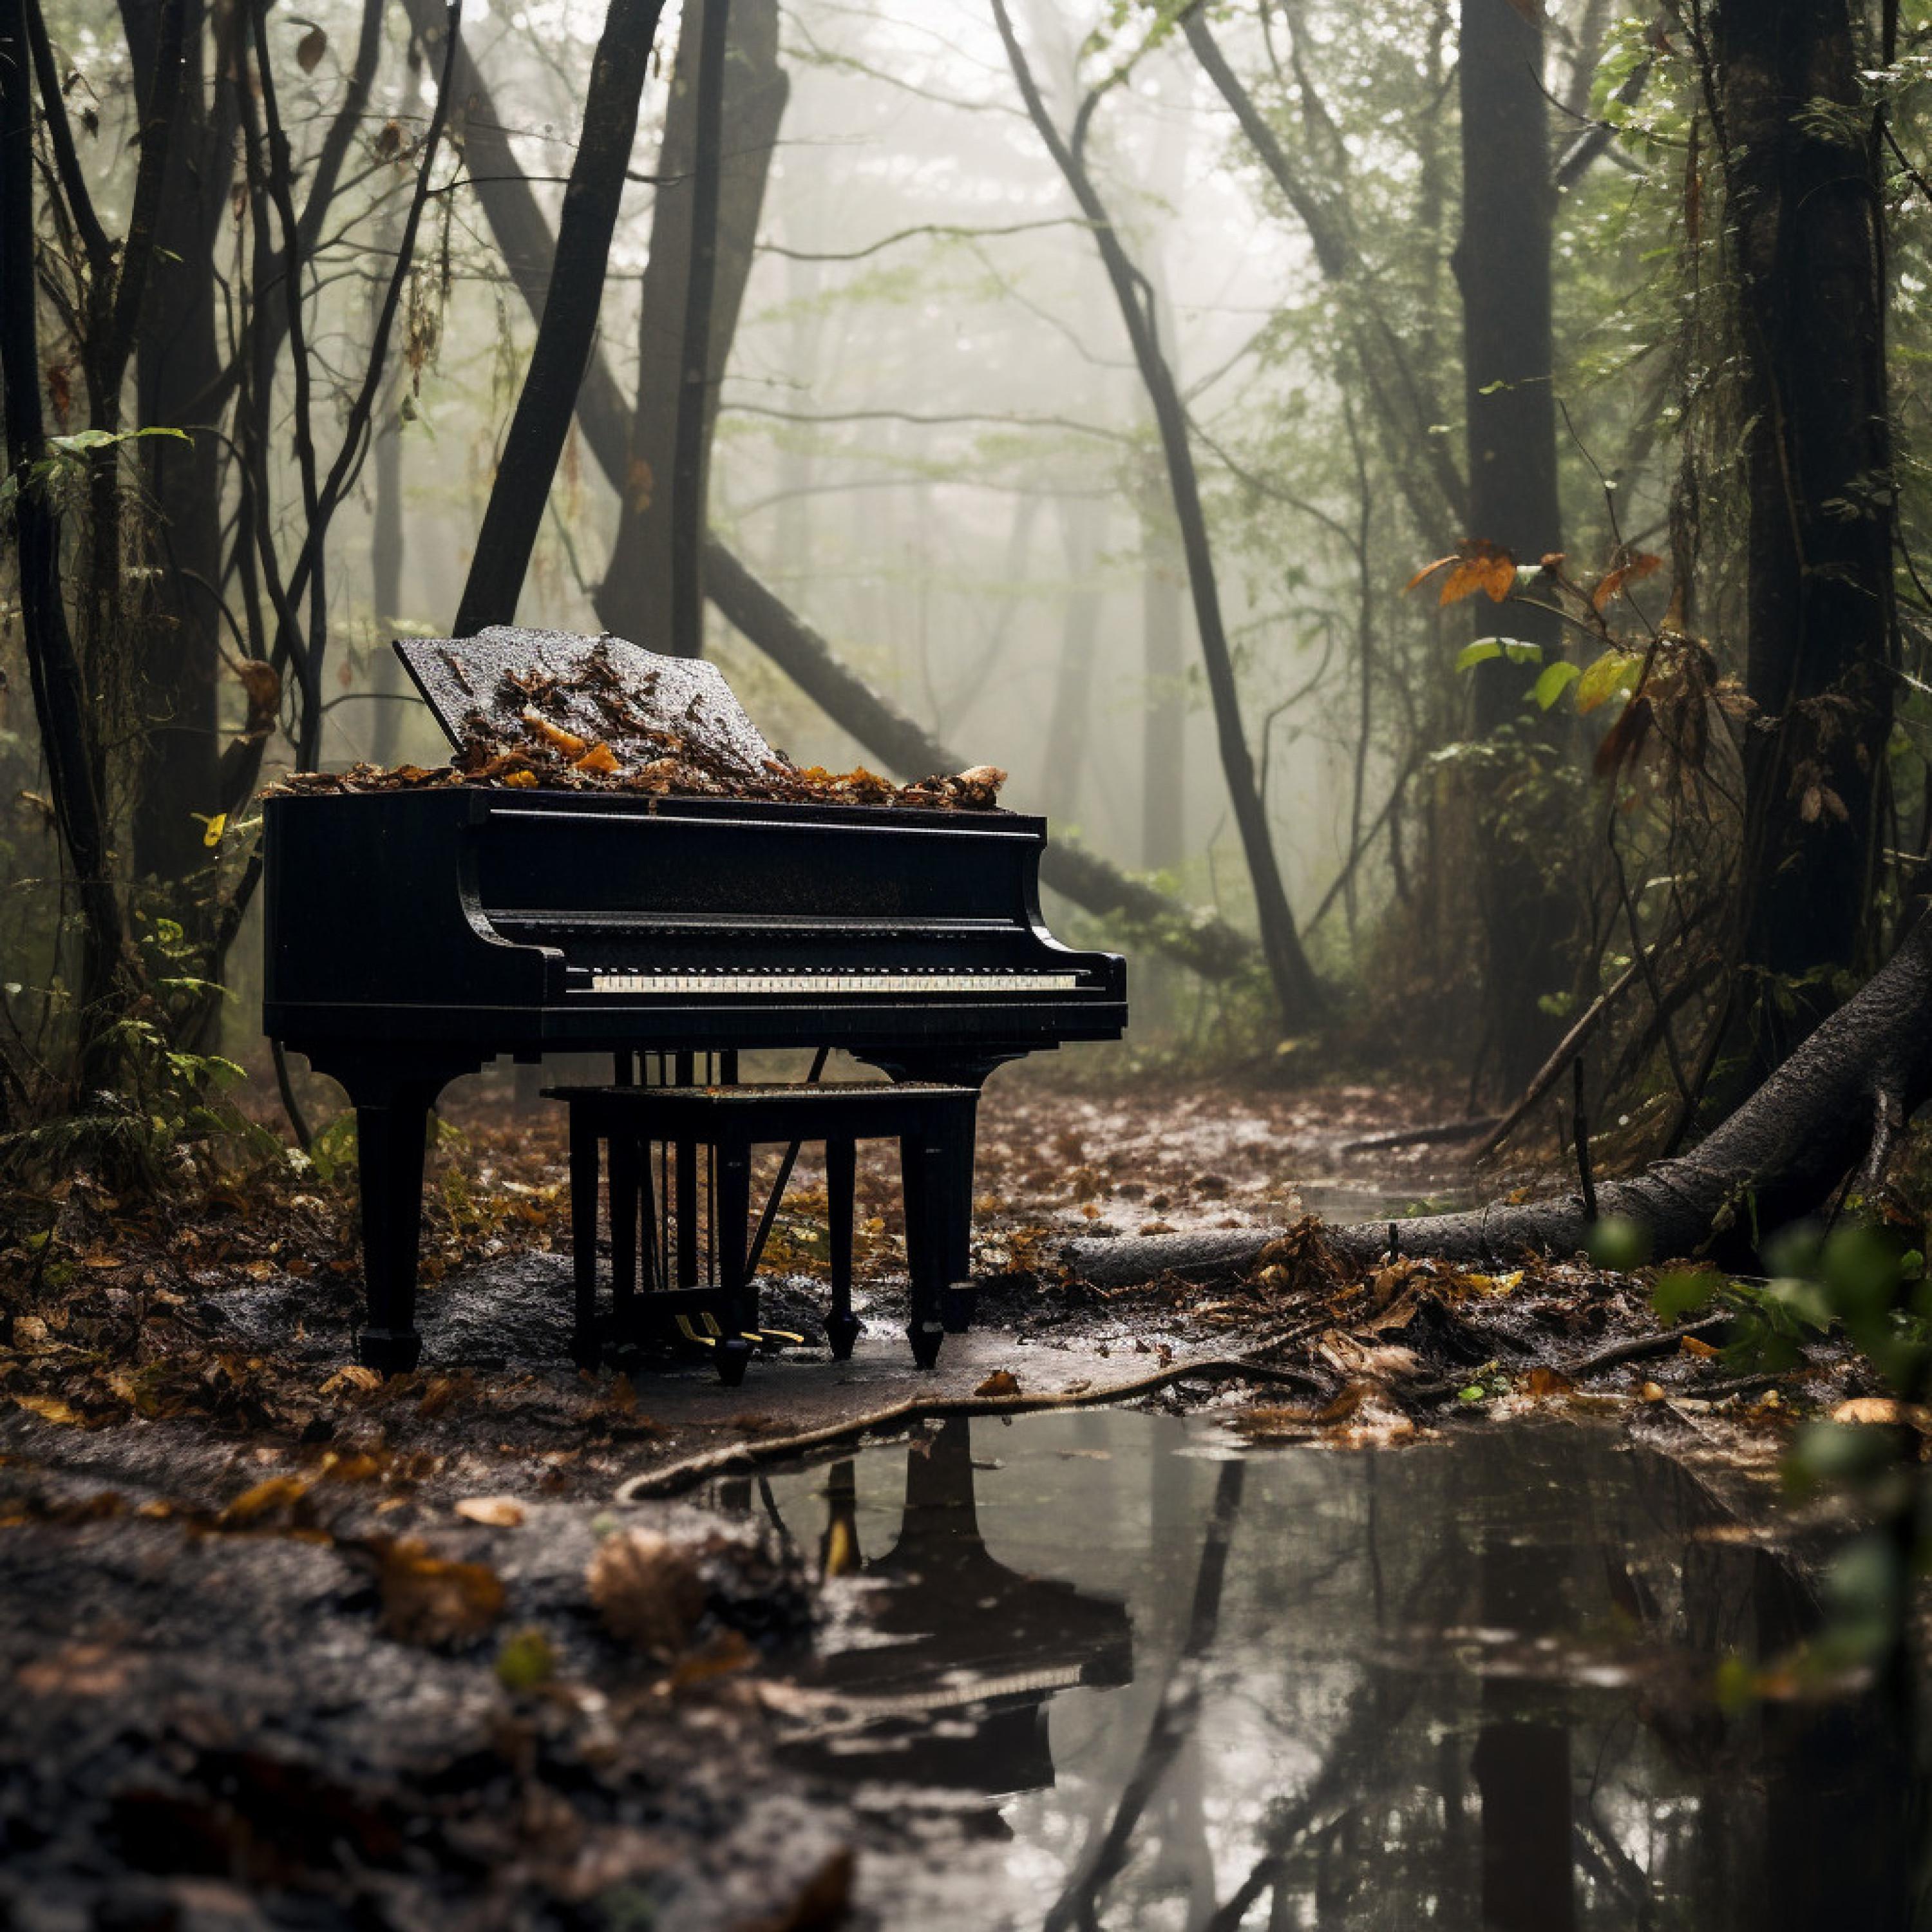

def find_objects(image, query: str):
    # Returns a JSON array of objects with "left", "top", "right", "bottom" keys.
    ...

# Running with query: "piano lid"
[{"left": 395, "top": 628, "right": 777, "bottom": 779}]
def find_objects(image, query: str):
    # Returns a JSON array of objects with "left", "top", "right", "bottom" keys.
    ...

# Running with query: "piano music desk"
[{"left": 544, "top": 1081, "right": 980, "bottom": 1382}]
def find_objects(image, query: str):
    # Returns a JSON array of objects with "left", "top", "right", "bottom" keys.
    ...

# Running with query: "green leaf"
[
  {"left": 1532, "top": 660, "right": 1582, "bottom": 710},
  {"left": 1454, "top": 638, "right": 1544, "bottom": 674},
  {"left": 1653, "top": 1268, "right": 1718, "bottom": 1323}
]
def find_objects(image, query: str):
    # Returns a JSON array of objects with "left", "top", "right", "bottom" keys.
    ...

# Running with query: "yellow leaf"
[
  {"left": 571, "top": 741, "right": 621, "bottom": 774},
  {"left": 974, "top": 1369, "right": 1021, "bottom": 1397},
  {"left": 321, "top": 1365, "right": 383, "bottom": 1396},
  {"left": 12, "top": 1394, "right": 85, "bottom": 1426},
  {"left": 1575, "top": 649, "right": 1642, "bottom": 715},
  {"left": 1681, "top": 1335, "right": 1719, "bottom": 1359},
  {"left": 500, "top": 769, "right": 538, "bottom": 789},
  {"left": 377, "top": 1540, "right": 507, "bottom": 1647}
]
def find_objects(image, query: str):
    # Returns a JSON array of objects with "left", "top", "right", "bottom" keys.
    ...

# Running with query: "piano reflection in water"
[
  {"left": 261, "top": 630, "right": 1127, "bottom": 1372},
  {"left": 743, "top": 1417, "right": 1133, "bottom": 1799}
]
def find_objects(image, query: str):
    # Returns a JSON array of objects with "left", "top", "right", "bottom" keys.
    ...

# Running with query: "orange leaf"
[
  {"left": 1434, "top": 540, "right": 1517, "bottom": 607},
  {"left": 1405, "top": 556, "right": 1458, "bottom": 595},
  {"left": 571, "top": 741, "right": 621, "bottom": 774}
]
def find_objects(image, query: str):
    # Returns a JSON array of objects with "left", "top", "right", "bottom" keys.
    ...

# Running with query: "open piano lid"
[{"left": 395, "top": 627, "right": 778, "bottom": 777}]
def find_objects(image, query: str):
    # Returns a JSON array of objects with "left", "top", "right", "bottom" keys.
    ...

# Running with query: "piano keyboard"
[{"left": 587, "top": 969, "right": 1081, "bottom": 995}]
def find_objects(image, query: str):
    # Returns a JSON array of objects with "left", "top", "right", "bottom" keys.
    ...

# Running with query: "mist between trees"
[{"left": 3, "top": 0, "right": 1931, "bottom": 1173}]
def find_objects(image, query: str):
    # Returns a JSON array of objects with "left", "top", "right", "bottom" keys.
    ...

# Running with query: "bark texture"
[
  {"left": 453, "top": 0, "right": 665, "bottom": 635},
  {"left": 1456, "top": 0, "right": 1571, "bottom": 1095},
  {"left": 594, "top": 0, "right": 785, "bottom": 654},
  {"left": 1714, "top": 0, "right": 1894, "bottom": 1058},
  {"left": 1065, "top": 913, "right": 1932, "bottom": 1283}
]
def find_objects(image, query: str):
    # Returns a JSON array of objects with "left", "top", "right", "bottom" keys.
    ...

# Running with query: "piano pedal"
[
  {"left": 699, "top": 1311, "right": 724, "bottom": 1338},
  {"left": 751, "top": 1327, "right": 805, "bottom": 1349},
  {"left": 674, "top": 1313, "right": 717, "bottom": 1348}
]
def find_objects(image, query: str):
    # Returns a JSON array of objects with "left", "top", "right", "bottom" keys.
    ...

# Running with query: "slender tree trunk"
[
  {"left": 453, "top": 0, "right": 667, "bottom": 635},
  {"left": 126, "top": 0, "right": 233, "bottom": 889},
  {"left": 1141, "top": 471, "right": 1186, "bottom": 874},
  {"left": 1456, "top": 0, "right": 1571, "bottom": 1095},
  {"left": 993, "top": 0, "right": 1323, "bottom": 1028},
  {"left": 1, "top": 0, "right": 124, "bottom": 1084},
  {"left": 596, "top": 0, "right": 786, "bottom": 650},
  {"left": 1046, "top": 496, "right": 1104, "bottom": 826},
  {"left": 1713, "top": 0, "right": 1894, "bottom": 1067}
]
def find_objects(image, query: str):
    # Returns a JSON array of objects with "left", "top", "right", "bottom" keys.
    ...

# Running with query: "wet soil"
[{"left": 0, "top": 1073, "right": 1886, "bottom": 1928}]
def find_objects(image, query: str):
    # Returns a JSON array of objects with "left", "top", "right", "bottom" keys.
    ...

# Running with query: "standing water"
[{"left": 727, "top": 1410, "right": 1909, "bottom": 1930}]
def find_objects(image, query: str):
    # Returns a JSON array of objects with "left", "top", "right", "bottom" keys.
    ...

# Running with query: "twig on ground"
[{"left": 612, "top": 1353, "right": 1331, "bottom": 1502}]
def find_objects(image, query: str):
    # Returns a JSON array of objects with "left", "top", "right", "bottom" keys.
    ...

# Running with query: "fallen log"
[
  {"left": 1065, "top": 913, "right": 1932, "bottom": 1283},
  {"left": 705, "top": 544, "right": 1264, "bottom": 985}
]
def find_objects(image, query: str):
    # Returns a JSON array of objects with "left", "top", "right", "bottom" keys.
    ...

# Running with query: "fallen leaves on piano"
[{"left": 974, "top": 1369, "right": 1022, "bottom": 1398}]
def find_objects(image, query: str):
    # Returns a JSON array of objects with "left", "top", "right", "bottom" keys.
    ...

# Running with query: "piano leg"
[
  {"left": 872, "top": 1056, "right": 1009, "bottom": 1335},
  {"left": 825, "top": 1134, "right": 860, "bottom": 1361},
  {"left": 346, "top": 1073, "right": 455, "bottom": 1377}
]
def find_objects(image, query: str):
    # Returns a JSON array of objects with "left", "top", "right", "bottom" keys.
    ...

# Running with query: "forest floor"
[{"left": 0, "top": 1070, "right": 1891, "bottom": 1929}]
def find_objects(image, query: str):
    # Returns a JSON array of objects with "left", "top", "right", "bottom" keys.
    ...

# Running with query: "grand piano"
[{"left": 262, "top": 629, "right": 1128, "bottom": 1371}]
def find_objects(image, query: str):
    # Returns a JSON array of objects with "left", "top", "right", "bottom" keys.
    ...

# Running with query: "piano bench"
[{"left": 542, "top": 1081, "right": 982, "bottom": 1379}]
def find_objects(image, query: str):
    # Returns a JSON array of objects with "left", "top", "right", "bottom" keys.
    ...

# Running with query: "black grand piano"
[{"left": 262, "top": 629, "right": 1127, "bottom": 1372}]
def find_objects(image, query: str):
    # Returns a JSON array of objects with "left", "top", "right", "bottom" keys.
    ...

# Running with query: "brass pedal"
[
  {"left": 699, "top": 1311, "right": 724, "bottom": 1338},
  {"left": 756, "top": 1328, "right": 805, "bottom": 1346},
  {"left": 675, "top": 1313, "right": 717, "bottom": 1347}
]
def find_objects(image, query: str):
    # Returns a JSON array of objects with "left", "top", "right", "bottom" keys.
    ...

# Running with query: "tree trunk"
[
  {"left": 993, "top": 0, "right": 1324, "bottom": 1030},
  {"left": 1141, "top": 478, "right": 1186, "bottom": 874},
  {"left": 453, "top": 0, "right": 667, "bottom": 636},
  {"left": 1457, "top": 0, "right": 1571, "bottom": 1096},
  {"left": 0, "top": 0, "right": 124, "bottom": 1084},
  {"left": 595, "top": 0, "right": 786, "bottom": 651},
  {"left": 1045, "top": 496, "right": 1104, "bottom": 827},
  {"left": 1065, "top": 909, "right": 1932, "bottom": 1283},
  {"left": 126, "top": 0, "right": 234, "bottom": 890},
  {"left": 1714, "top": 0, "right": 1894, "bottom": 1067}
]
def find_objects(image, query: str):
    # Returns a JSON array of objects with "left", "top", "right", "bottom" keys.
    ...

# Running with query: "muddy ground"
[{"left": 0, "top": 1070, "right": 1888, "bottom": 1929}]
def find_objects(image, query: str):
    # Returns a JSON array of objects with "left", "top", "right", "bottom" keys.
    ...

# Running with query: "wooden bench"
[{"left": 543, "top": 1081, "right": 981, "bottom": 1383}]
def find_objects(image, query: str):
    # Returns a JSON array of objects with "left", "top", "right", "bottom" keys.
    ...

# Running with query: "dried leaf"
[
  {"left": 376, "top": 1540, "right": 507, "bottom": 1647},
  {"left": 571, "top": 741, "right": 621, "bottom": 774},
  {"left": 321, "top": 1365, "right": 382, "bottom": 1396},
  {"left": 736, "top": 1846, "right": 855, "bottom": 1932},
  {"left": 17, "top": 1641, "right": 131, "bottom": 1698},
  {"left": 11, "top": 1394, "right": 86, "bottom": 1426},
  {"left": 295, "top": 24, "right": 327, "bottom": 71},
  {"left": 1681, "top": 1335, "right": 1720, "bottom": 1359},
  {"left": 587, "top": 1528, "right": 705, "bottom": 1656},
  {"left": 218, "top": 1475, "right": 312, "bottom": 1526},
  {"left": 974, "top": 1370, "right": 1021, "bottom": 1397},
  {"left": 455, "top": 1495, "right": 525, "bottom": 1528},
  {"left": 1524, "top": 1366, "right": 1574, "bottom": 1399}
]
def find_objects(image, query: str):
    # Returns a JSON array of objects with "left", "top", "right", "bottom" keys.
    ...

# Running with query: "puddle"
[{"left": 720, "top": 1412, "right": 1911, "bottom": 1930}]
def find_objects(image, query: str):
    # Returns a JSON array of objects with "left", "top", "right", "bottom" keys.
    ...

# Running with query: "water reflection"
[{"left": 741, "top": 1414, "right": 1913, "bottom": 1930}]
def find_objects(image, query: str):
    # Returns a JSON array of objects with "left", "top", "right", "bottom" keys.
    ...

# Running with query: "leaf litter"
[{"left": 0, "top": 1070, "right": 1898, "bottom": 1925}]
